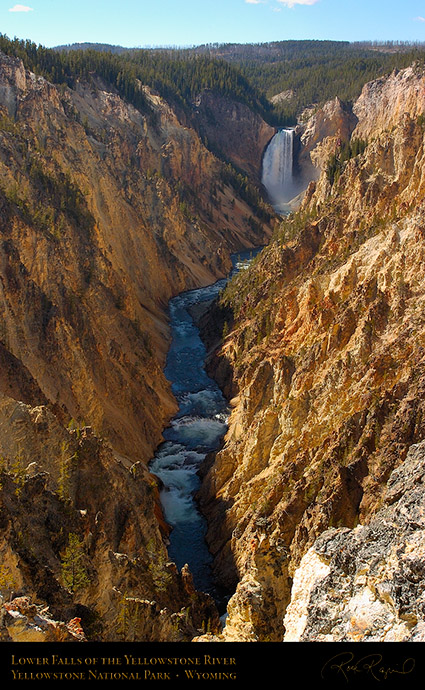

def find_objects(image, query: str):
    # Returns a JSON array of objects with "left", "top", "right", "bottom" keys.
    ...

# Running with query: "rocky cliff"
[
  {"left": 0, "top": 51, "right": 273, "bottom": 465},
  {"left": 0, "top": 392, "right": 220, "bottom": 641},
  {"left": 283, "top": 439, "right": 425, "bottom": 642},
  {"left": 192, "top": 89, "right": 275, "bottom": 182},
  {"left": 197, "top": 63, "right": 425, "bottom": 641},
  {"left": 0, "top": 50, "right": 274, "bottom": 640},
  {"left": 296, "top": 95, "right": 358, "bottom": 179}
]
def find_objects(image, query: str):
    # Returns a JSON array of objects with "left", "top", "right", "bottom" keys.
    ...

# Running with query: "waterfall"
[{"left": 261, "top": 128, "right": 295, "bottom": 212}]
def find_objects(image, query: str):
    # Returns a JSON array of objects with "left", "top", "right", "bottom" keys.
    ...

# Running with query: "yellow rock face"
[
  {"left": 197, "top": 64, "right": 425, "bottom": 641},
  {"left": 0, "top": 52, "right": 274, "bottom": 640},
  {"left": 0, "top": 52, "right": 273, "bottom": 466}
]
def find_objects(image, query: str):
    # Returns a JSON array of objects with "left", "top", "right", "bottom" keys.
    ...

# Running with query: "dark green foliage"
[
  {"left": 417, "top": 113, "right": 425, "bottom": 130},
  {"left": 55, "top": 42, "right": 130, "bottom": 55},
  {"left": 1, "top": 33, "right": 424, "bottom": 146},
  {"left": 2, "top": 34, "right": 424, "bottom": 134},
  {"left": 127, "top": 50, "right": 270, "bottom": 117},
  {"left": 241, "top": 48, "right": 425, "bottom": 123},
  {"left": 326, "top": 138, "right": 368, "bottom": 186},
  {"left": 61, "top": 532, "right": 90, "bottom": 593},
  {"left": 27, "top": 159, "right": 95, "bottom": 234},
  {"left": 185, "top": 40, "right": 425, "bottom": 123},
  {"left": 0, "top": 34, "right": 270, "bottom": 123},
  {"left": 219, "top": 163, "right": 273, "bottom": 223},
  {"left": 0, "top": 34, "right": 150, "bottom": 115},
  {"left": 0, "top": 155, "right": 95, "bottom": 239}
]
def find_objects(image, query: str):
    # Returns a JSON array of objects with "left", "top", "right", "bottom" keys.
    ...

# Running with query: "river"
[{"left": 149, "top": 248, "right": 259, "bottom": 603}]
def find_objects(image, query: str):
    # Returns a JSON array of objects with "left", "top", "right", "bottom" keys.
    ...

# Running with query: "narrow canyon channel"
[
  {"left": 149, "top": 128, "right": 296, "bottom": 607},
  {"left": 149, "top": 249, "right": 259, "bottom": 606}
]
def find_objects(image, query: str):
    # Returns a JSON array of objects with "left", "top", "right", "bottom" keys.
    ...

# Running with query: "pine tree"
[{"left": 61, "top": 532, "right": 89, "bottom": 593}]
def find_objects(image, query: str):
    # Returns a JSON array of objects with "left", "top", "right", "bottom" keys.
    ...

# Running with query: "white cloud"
[
  {"left": 414, "top": 16, "right": 425, "bottom": 22},
  {"left": 245, "top": 0, "right": 264, "bottom": 4},
  {"left": 278, "top": 0, "right": 320, "bottom": 7},
  {"left": 9, "top": 4, "right": 34, "bottom": 11}
]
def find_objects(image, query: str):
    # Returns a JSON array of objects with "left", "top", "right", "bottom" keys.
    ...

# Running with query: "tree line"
[
  {"left": 1, "top": 35, "right": 424, "bottom": 129},
  {"left": 0, "top": 34, "right": 271, "bottom": 122},
  {"left": 173, "top": 39, "right": 425, "bottom": 123}
]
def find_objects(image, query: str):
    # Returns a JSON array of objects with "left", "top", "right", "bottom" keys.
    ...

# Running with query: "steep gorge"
[
  {"left": 2, "top": 44, "right": 425, "bottom": 646},
  {"left": 197, "top": 64, "right": 425, "bottom": 641},
  {"left": 0, "top": 50, "right": 274, "bottom": 641},
  {"left": 0, "top": 51, "right": 274, "bottom": 463}
]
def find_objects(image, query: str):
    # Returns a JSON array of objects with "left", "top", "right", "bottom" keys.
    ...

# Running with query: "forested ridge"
[
  {"left": 0, "top": 34, "right": 270, "bottom": 122},
  {"left": 186, "top": 39, "right": 425, "bottom": 121},
  {"left": 1, "top": 34, "right": 425, "bottom": 127},
  {"left": 54, "top": 38, "right": 425, "bottom": 124}
]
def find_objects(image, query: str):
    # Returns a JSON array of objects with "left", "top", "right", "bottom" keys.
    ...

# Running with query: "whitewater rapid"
[{"left": 149, "top": 249, "right": 258, "bottom": 601}]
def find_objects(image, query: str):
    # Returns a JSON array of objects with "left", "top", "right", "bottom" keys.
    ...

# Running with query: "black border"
[{"left": 1, "top": 640, "right": 423, "bottom": 685}]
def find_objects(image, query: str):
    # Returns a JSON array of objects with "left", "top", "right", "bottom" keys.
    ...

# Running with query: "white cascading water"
[
  {"left": 148, "top": 249, "right": 260, "bottom": 606},
  {"left": 261, "top": 128, "right": 295, "bottom": 213}
]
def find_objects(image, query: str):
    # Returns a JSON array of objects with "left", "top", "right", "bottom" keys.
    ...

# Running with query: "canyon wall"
[
  {"left": 0, "top": 52, "right": 273, "bottom": 465},
  {"left": 0, "top": 392, "right": 220, "bottom": 641},
  {"left": 3, "top": 48, "right": 424, "bottom": 645},
  {"left": 192, "top": 89, "right": 275, "bottom": 182},
  {"left": 197, "top": 64, "right": 425, "bottom": 641},
  {"left": 0, "top": 51, "right": 274, "bottom": 640}
]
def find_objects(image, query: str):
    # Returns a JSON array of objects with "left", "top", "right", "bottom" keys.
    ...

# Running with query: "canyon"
[
  {"left": 0, "top": 43, "right": 425, "bottom": 649},
  {"left": 196, "top": 63, "right": 425, "bottom": 642},
  {"left": 0, "top": 48, "right": 273, "bottom": 641}
]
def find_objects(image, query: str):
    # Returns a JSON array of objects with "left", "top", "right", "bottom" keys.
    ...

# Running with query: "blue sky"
[{"left": 1, "top": 0, "right": 425, "bottom": 48}]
